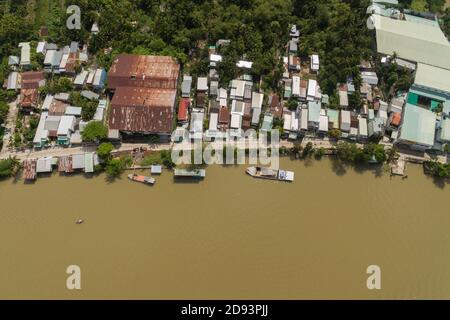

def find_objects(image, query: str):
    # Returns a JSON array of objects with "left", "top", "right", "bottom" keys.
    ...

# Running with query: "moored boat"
[
  {"left": 246, "top": 166, "right": 294, "bottom": 182},
  {"left": 128, "top": 174, "right": 155, "bottom": 185},
  {"left": 174, "top": 168, "right": 206, "bottom": 178}
]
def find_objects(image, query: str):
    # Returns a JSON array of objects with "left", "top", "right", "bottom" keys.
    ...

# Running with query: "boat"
[
  {"left": 246, "top": 166, "right": 294, "bottom": 182},
  {"left": 174, "top": 168, "right": 206, "bottom": 178},
  {"left": 76, "top": 219, "right": 84, "bottom": 225},
  {"left": 128, "top": 173, "right": 155, "bottom": 185}
]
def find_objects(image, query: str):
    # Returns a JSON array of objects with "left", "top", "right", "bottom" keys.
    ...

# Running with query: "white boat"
[{"left": 246, "top": 166, "right": 294, "bottom": 182}]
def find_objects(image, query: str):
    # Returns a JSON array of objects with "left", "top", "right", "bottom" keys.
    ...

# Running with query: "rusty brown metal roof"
[
  {"left": 19, "top": 89, "right": 39, "bottom": 108},
  {"left": 108, "top": 54, "right": 180, "bottom": 90},
  {"left": 110, "top": 86, "right": 176, "bottom": 108},
  {"left": 218, "top": 106, "right": 229, "bottom": 124},
  {"left": 109, "top": 86, "right": 176, "bottom": 133},
  {"left": 49, "top": 100, "right": 69, "bottom": 116},
  {"left": 21, "top": 71, "right": 44, "bottom": 89}
]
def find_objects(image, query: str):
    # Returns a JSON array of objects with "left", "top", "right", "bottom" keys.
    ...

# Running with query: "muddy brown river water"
[{"left": 0, "top": 158, "right": 448, "bottom": 299}]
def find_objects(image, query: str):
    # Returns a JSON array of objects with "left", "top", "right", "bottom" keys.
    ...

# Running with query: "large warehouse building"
[{"left": 108, "top": 54, "right": 180, "bottom": 138}]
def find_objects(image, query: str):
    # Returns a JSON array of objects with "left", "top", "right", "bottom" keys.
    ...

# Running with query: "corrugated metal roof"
[
  {"left": 414, "top": 63, "right": 450, "bottom": 94},
  {"left": 374, "top": 15, "right": 450, "bottom": 70},
  {"left": 108, "top": 54, "right": 180, "bottom": 89},
  {"left": 399, "top": 104, "right": 436, "bottom": 147}
]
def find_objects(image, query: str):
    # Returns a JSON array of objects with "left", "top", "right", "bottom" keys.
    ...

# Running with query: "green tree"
[
  {"left": 81, "top": 121, "right": 108, "bottom": 142},
  {"left": 97, "top": 142, "right": 114, "bottom": 161}
]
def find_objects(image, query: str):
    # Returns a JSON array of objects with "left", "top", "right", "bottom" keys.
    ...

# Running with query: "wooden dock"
[
  {"left": 22, "top": 159, "right": 37, "bottom": 181},
  {"left": 391, "top": 158, "right": 407, "bottom": 177},
  {"left": 58, "top": 156, "right": 73, "bottom": 173}
]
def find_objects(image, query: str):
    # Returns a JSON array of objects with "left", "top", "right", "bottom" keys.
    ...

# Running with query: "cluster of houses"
[
  {"left": 175, "top": 41, "right": 262, "bottom": 141},
  {"left": 2, "top": 0, "right": 449, "bottom": 160},
  {"left": 3, "top": 40, "right": 108, "bottom": 149},
  {"left": 22, "top": 152, "right": 100, "bottom": 180}
]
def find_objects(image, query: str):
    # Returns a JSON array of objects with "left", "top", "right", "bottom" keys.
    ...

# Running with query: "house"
[
  {"left": 197, "top": 77, "right": 208, "bottom": 92},
  {"left": 92, "top": 68, "right": 107, "bottom": 91},
  {"left": 340, "top": 110, "right": 351, "bottom": 132},
  {"left": 44, "top": 50, "right": 63, "bottom": 73},
  {"left": 36, "top": 157, "right": 53, "bottom": 173},
  {"left": 389, "top": 96, "right": 405, "bottom": 114},
  {"left": 210, "top": 54, "right": 222, "bottom": 68},
  {"left": 288, "top": 54, "right": 300, "bottom": 71},
  {"left": 196, "top": 92, "right": 206, "bottom": 108},
  {"left": 327, "top": 109, "right": 340, "bottom": 129},
  {"left": 397, "top": 104, "right": 436, "bottom": 150},
  {"left": 72, "top": 154, "right": 85, "bottom": 170},
  {"left": 307, "top": 79, "right": 318, "bottom": 101},
  {"left": 288, "top": 40, "right": 298, "bottom": 54},
  {"left": 338, "top": 84, "right": 349, "bottom": 108},
  {"left": 292, "top": 76, "right": 300, "bottom": 98},
  {"left": 290, "top": 24, "right": 300, "bottom": 38},
  {"left": 54, "top": 93, "right": 70, "bottom": 102},
  {"left": 91, "top": 22, "right": 99, "bottom": 34},
  {"left": 283, "top": 111, "right": 292, "bottom": 133},
  {"left": 65, "top": 106, "right": 82, "bottom": 117},
  {"left": 210, "top": 80, "right": 219, "bottom": 97},
  {"left": 300, "top": 80, "right": 307, "bottom": 101},
  {"left": 81, "top": 90, "right": 99, "bottom": 101},
  {"left": 368, "top": 117, "right": 385, "bottom": 139},
  {"left": 6, "top": 72, "right": 19, "bottom": 90},
  {"left": 236, "top": 60, "right": 253, "bottom": 69},
  {"left": 307, "top": 101, "right": 321, "bottom": 129},
  {"left": 33, "top": 112, "right": 49, "bottom": 148},
  {"left": 269, "top": 95, "right": 283, "bottom": 119},
  {"left": 358, "top": 117, "right": 368, "bottom": 140},
  {"left": 18, "top": 42, "right": 31, "bottom": 68},
  {"left": 230, "top": 113, "right": 242, "bottom": 130},
  {"left": 189, "top": 111, "right": 204, "bottom": 140},
  {"left": 244, "top": 84, "right": 252, "bottom": 102},
  {"left": 260, "top": 114, "right": 273, "bottom": 132},
  {"left": 181, "top": 75, "right": 192, "bottom": 98},
  {"left": 251, "top": 92, "right": 263, "bottom": 126},
  {"left": 218, "top": 106, "right": 230, "bottom": 130},
  {"left": 209, "top": 69, "right": 219, "bottom": 81},
  {"left": 437, "top": 118, "right": 450, "bottom": 144},
  {"left": 230, "top": 80, "right": 246, "bottom": 100},
  {"left": 361, "top": 71, "right": 379, "bottom": 85},
  {"left": 300, "top": 108, "right": 308, "bottom": 132},
  {"left": 108, "top": 54, "right": 179, "bottom": 90},
  {"left": 18, "top": 71, "right": 45, "bottom": 110},
  {"left": 319, "top": 114, "right": 329, "bottom": 134},
  {"left": 178, "top": 98, "right": 190, "bottom": 123},
  {"left": 284, "top": 79, "right": 292, "bottom": 99},
  {"left": 48, "top": 99, "right": 68, "bottom": 116},
  {"left": 57, "top": 115, "right": 76, "bottom": 145},
  {"left": 310, "top": 54, "right": 320, "bottom": 72},
  {"left": 208, "top": 112, "right": 219, "bottom": 133},
  {"left": 8, "top": 56, "right": 19, "bottom": 67},
  {"left": 41, "top": 94, "right": 54, "bottom": 111},
  {"left": 86, "top": 69, "right": 96, "bottom": 85},
  {"left": 74, "top": 70, "right": 89, "bottom": 87}
]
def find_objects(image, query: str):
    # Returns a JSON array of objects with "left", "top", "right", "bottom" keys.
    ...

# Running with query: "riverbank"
[{"left": 0, "top": 138, "right": 448, "bottom": 183}]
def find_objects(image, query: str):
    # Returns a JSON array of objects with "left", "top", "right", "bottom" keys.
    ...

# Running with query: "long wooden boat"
[
  {"left": 246, "top": 166, "right": 294, "bottom": 182},
  {"left": 174, "top": 169, "right": 206, "bottom": 178},
  {"left": 128, "top": 174, "right": 155, "bottom": 185}
]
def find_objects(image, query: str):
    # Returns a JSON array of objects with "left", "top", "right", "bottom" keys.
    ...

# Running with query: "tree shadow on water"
[{"left": 330, "top": 158, "right": 347, "bottom": 176}]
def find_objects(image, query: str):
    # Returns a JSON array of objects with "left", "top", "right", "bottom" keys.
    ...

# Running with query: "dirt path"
[{"left": 1, "top": 99, "right": 18, "bottom": 153}]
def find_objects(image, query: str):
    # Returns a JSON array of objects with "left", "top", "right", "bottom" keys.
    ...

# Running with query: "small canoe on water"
[{"left": 128, "top": 174, "right": 155, "bottom": 185}]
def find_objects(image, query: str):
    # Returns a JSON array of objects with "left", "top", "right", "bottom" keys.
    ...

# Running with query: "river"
[{"left": 0, "top": 157, "right": 448, "bottom": 299}]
